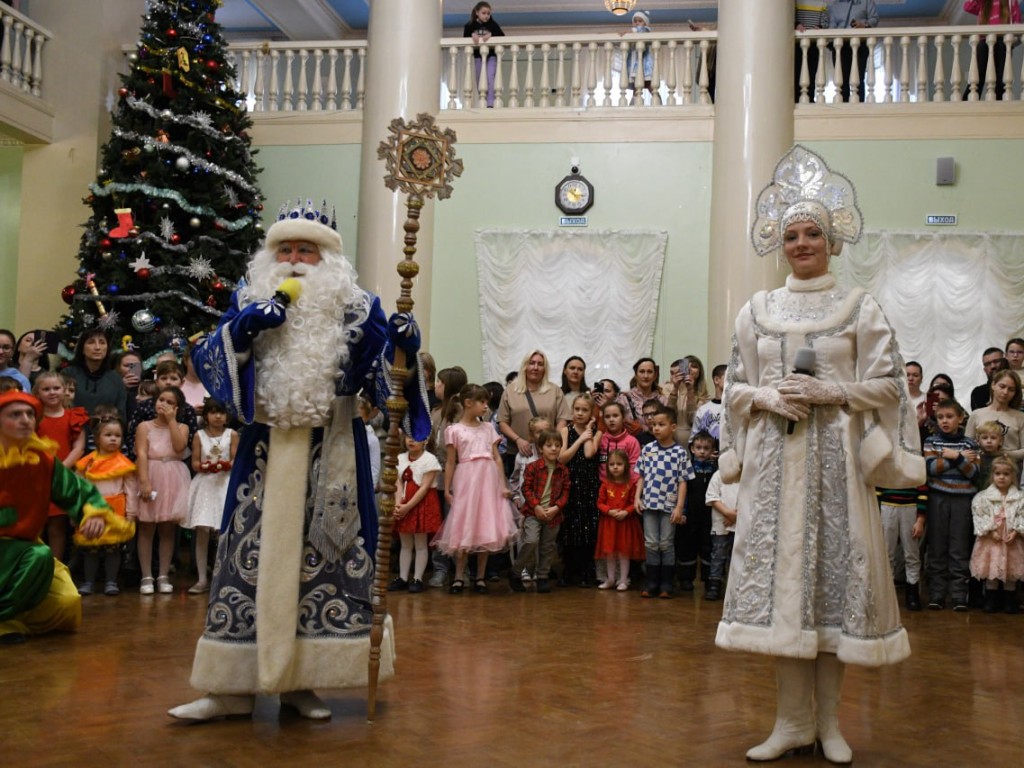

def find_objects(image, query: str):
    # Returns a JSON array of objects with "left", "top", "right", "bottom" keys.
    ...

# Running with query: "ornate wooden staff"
[{"left": 368, "top": 113, "right": 462, "bottom": 721}]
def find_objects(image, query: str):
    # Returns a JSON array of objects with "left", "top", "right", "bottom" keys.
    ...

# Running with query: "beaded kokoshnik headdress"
[{"left": 751, "top": 145, "right": 863, "bottom": 258}]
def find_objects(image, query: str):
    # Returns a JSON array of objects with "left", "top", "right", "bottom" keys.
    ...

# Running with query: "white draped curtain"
[
  {"left": 475, "top": 229, "right": 668, "bottom": 387},
  {"left": 834, "top": 231, "right": 1024, "bottom": 400}
]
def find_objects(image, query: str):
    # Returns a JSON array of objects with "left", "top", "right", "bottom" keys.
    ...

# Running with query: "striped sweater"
[
  {"left": 923, "top": 431, "right": 980, "bottom": 494},
  {"left": 876, "top": 486, "right": 928, "bottom": 514}
]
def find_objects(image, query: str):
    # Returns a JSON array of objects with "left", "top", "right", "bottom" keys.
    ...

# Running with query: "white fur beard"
[{"left": 246, "top": 248, "right": 358, "bottom": 429}]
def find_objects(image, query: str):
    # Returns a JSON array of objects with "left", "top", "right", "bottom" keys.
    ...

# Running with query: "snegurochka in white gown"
[{"left": 715, "top": 146, "right": 925, "bottom": 764}]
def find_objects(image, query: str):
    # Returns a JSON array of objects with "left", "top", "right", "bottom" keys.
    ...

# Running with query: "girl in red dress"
[
  {"left": 595, "top": 449, "right": 645, "bottom": 591},
  {"left": 390, "top": 433, "right": 443, "bottom": 593},
  {"left": 34, "top": 371, "right": 88, "bottom": 562}
]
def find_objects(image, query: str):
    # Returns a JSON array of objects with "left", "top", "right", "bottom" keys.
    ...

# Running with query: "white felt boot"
[
  {"left": 746, "top": 658, "right": 816, "bottom": 761},
  {"left": 280, "top": 690, "right": 332, "bottom": 720},
  {"left": 168, "top": 694, "right": 255, "bottom": 721},
  {"left": 815, "top": 654, "right": 853, "bottom": 764}
]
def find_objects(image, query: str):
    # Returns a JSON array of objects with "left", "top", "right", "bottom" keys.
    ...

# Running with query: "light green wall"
[
  {"left": 253, "top": 144, "right": 363, "bottom": 262},
  {"left": 805, "top": 140, "right": 1024, "bottom": 232},
  {"left": 0, "top": 146, "right": 24, "bottom": 329},
  {"left": 430, "top": 142, "right": 713, "bottom": 382},
  {"left": 251, "top": 136, "right": 1024, "bottom": 384}
]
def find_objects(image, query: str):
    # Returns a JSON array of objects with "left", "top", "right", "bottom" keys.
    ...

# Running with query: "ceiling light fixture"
[{"left": 604, "top": 1, "right": 637, "bottom": 17}]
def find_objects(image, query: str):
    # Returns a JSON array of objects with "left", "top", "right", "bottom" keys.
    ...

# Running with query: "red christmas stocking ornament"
[{"left": 108, "top": 208, "right": 135, "bottom": 238}]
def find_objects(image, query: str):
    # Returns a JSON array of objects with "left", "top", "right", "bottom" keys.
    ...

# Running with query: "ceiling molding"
[{"left": 247, "top": 0, "right": 353, "bottom": 41}]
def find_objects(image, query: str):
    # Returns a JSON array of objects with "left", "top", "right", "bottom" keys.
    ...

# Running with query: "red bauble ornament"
[
  {"left": 213, "top": 221, "right": 225, "bottom": 231},
  {"left": 166, "top": 28, "right": 178, "bottom": 38},
  {"left": 256, "top": 203, "right": 263, "bottom": 211},
  {"left": 205, "top": 59, "right": 219, "bottom": 71},
  {"left": 99, "top": 238, "right": 113, "bottom": 249},
  {"left": 118, "top": 87, "right": 129, "bottom": 97},
  {"left": 137, "top": 268, "right": 150, "bottom": 279},
  {"left": 61, "top": 285, "right": 76, "bottom": 305},
  {"left": 147, "top": 77, "right": 156, "bottom": 85},
  {"left": 206, "top": 295, "right": 217, "bottom": 307},
  {"left": 170, "top": 234, "right": 181, "bottom": 244},
  {"left": 212, "top": 279, "right": 224, "bottom": 291}
]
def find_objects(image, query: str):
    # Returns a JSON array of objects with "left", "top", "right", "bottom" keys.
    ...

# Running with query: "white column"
[
  {"left": 706, "top": 0, "right": 793, "bottom": 364},
  {"left": 356, "top": 0, "right": 442, "bottom": 344}
]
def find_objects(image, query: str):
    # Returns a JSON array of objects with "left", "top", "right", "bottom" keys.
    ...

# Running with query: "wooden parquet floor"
[{"left": 3, "top": 576, "right": 1023, "bottom": 767}]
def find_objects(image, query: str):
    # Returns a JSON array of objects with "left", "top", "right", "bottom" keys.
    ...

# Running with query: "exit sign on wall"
[{"left": 926, "top": 214, "right": 957, "bottom": 226}]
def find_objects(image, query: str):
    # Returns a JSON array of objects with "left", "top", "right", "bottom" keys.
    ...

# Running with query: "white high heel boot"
[
  {"left": 746, "top": 658, "right": 816, "bottom": 761},
  {"left": 815, "top": 654, "right": 853, "bottom": 764}
]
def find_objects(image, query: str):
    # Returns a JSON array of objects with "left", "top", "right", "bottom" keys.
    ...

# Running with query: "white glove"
[
  {"left": 777, "top": 374, "right": 847, "bottom": 406},
  {"left": 752, "top": 387, "right": 810, "bottom": 422}
]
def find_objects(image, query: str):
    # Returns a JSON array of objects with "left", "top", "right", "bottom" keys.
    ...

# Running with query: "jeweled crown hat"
[
  {"left": 265, "top": 198, "right": 343, "bottom": 253},
  {"left": 751, "top": 145, "right": 862, "bottom": 257}
]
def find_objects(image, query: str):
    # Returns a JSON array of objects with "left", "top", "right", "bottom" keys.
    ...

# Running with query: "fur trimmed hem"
[
  {"left": 190, "top": 617, "right": 395, "bottom": 694},
  {"left": 716, "top": 620, "right": 910, "bottom": 667}
]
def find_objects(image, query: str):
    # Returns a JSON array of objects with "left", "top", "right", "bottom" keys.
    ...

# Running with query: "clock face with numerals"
[{"left": 555, "top": 173, "right": 594, "bottom": 214}]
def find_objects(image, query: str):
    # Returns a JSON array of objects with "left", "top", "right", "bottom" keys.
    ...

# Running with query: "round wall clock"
[{"left": 555, "top": 166, "right": 594, "bottom": 215}]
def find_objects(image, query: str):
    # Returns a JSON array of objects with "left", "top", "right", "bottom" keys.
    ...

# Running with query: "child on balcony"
[{"left": 464, "top": 2, "right": 505, "bottom": 108}]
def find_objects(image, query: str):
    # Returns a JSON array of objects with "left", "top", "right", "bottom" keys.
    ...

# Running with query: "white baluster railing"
[
  {"left": 439, "top": 31, "right": 715, "bottom": 110},
  {"left": 795, "top": 25, "right": 1022, "bottom": 105},
  {"left": 224, "top": 40, "right": 367, "bottom": 113},
  {"left": 0, "top": 4, "right": 50, "bottom": 100},
  {"left": 122, "top": 25, "right": 1024, "bottom": 118}
]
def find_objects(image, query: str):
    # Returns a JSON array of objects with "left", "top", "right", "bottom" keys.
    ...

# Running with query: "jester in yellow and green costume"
[{"left": 0, "top": 391, "right": 131, "bottom": 643}]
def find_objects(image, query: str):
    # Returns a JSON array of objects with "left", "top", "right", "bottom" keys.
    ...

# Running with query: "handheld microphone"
[
  {"left": 787, "top": 347, "right": 817, "bottom": 435},
  {"left": 273, "top": 278, "right": 303, "bottom": 307}
]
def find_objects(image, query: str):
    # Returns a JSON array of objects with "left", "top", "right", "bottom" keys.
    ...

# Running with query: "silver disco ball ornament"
[{"left": 132, "top": 308, "right": 156, "bottom": 332}]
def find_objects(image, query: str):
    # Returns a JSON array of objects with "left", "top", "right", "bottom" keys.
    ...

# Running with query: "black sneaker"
[
  {"left": 679, "top": 579, "right": 695, "bottom": 592},
  {"left": 952, "top": 601, "right": 969, "bottom": 613},
  {"left": 927, "top": 598, "right": 945, "bottom": 610},
  {"left": 535, "top": 578, "right": 551, "bottom": 594},
  {"left": 388, "top": 577, "right": 409, "bottom": 592},
  {"left": 407, "top": 579, "right": 425, "bottom": 594},
  {"left": 508, "top": 574, "right": 526, "bottom": 593}
]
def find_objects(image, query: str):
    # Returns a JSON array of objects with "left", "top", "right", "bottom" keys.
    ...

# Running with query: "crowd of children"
[
  {"left": 385, "top": 353, "right": 736, "bottom": 602},
  {"left": 882, "top": 349, "right": 1024, "bottom": 615},
  {"left": 5, "top": 327, "right": 1024, "bottom": 618}
]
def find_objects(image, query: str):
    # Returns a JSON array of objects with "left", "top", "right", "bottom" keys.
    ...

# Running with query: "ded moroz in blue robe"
[{"left": 187, "top": 285, "right": 429, "bottom": 695}]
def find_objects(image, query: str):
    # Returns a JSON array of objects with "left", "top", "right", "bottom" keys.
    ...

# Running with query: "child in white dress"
[
  {"left": 184, "top": 399, "right": 237, "bottom": 594},
  {"left": 971, "top": 455, "right": 1024, "bottom": 614}
]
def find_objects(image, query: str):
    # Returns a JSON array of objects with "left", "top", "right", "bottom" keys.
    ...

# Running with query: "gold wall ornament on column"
[{"left": 368, "top": 112, "right": 462, "bottom": 722}]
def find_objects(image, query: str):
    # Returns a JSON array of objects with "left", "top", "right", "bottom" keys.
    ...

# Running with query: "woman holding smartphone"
[
  {"left": 12, "top": 330, "right": 53, "bottom": 386},
  {"left": 111, "top": 349, "right": 143, "bottom": 422}
]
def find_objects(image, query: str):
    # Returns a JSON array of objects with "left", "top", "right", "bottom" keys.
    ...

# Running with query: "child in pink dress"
[
  {"left": 135, "top": 386, "right": 190, "bottom": 595},
  {"left": 433, "top": 384, "right": 518, "bottom": 594},
  {"left": 971, "top": 455, "right": 1024, "bottom": 614}
]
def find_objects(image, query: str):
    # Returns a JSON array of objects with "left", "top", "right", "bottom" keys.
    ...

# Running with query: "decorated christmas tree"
[{"left": 56, "top": 0, "right": 263, "bottom": 363}]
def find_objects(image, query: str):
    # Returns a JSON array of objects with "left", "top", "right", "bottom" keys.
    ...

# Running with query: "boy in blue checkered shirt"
[{"left": 635, "top": 405, "right": 694, "bottom": 598}]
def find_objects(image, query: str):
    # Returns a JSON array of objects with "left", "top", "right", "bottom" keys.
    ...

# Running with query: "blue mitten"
[
  {"left": 228, "top": 298, "right": 287, "bottom": 353},
  {"left": 386, "top": 312, "right": 421, "bottom": 361}
]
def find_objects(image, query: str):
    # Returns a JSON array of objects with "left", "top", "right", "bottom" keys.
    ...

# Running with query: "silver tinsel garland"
[
  {"left": 90, "top": 182, "right": 255, "bottom": 232},
  {"left": 112, "top": 126, "right": 258, "bottom": 194}
]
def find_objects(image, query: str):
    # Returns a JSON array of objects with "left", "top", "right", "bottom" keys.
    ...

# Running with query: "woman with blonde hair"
[{"left": 497, "top": 350, "right": 571, "bottom": 462}]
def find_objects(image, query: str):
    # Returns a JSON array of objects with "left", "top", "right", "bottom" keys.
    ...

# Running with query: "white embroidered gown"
[{"left": 715, "top": 273, "right": 923, "bottom": 667}]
